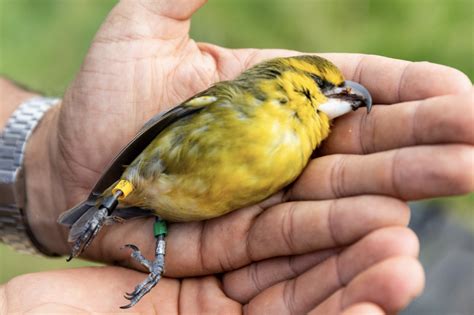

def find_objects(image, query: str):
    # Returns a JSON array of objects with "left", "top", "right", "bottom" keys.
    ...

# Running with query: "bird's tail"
[
  {"left": 57, "top": 195, "right": 107, "bottom": 242},
  {"left": 58, "top": 198, "right": 98, "bottom": 227},
  {"left": 58, "top": 179, "right": 119, "bottom": 242},
  {"left": 58, "top": 180, "right": 119, "bottom": 227},
  {"left": 58, "top": 179, "right": 144, "bottom": 243}
]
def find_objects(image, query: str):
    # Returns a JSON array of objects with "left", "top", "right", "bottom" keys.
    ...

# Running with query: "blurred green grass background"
[{"left": 0, "top": 0, "right": 473, "bottom": 283}]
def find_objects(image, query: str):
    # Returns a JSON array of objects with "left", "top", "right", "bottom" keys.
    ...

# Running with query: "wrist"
[{"left": 23, "top": 104, "right": 70, "bottom": 255}]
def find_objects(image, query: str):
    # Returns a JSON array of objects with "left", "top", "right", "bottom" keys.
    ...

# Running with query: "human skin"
[{"left": 1, "top": 0, "right": 473, "bottom": 313}]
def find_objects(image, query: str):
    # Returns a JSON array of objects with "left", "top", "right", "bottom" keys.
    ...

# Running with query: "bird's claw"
[
  {"left": 121, "top": 271, "right": 161, "bottom": 308},
  {"left": 122, "top": 244, "right": 139, "bottom": 252},
  {"left": 120, "top": 243, "right": 165, "bottom": 309}
]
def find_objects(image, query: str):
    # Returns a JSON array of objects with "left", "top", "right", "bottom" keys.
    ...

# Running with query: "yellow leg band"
[{"left": 112, "top": 180, "right": 134, "bottom": 200}]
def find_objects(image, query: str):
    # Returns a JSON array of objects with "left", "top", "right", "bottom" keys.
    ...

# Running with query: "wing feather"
[
  {"left": 88, "top": 93, "right": 218, "bottom": 196},
  {"left": 58, "top": 90, "right": 219, "bottom": 227}
]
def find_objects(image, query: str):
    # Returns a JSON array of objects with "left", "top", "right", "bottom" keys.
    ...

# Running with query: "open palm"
[{"left": 18, "top": 0, "right": 473, "bottom": 313}]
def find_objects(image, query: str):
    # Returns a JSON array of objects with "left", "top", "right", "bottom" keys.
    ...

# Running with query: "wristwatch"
[{"left": 0, "top": 97, "right": 60, "bottom": 255}]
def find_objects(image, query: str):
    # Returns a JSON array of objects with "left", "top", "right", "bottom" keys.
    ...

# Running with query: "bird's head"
[{"left": 283, "top": 55, "right": 372, "bottom": 119}]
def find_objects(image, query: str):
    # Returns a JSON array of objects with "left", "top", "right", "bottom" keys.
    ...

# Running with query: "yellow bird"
[{"left": 59, "top": 55, "right": 372, "bottom": 308}]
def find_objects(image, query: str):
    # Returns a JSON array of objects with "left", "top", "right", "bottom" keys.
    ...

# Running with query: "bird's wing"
[
  {"left": 58, "top": 91, "right": 219, "bottom": 226},
  {"left": 90, "top": 93, "right": 220, "bottom": 197}
]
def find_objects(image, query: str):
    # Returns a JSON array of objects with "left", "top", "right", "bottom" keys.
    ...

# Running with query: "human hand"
[
  {"left": 24, "top": 0, "right": 472, "bottom": 257},
  {"left": 2, "top": 220, "right": 422, "bottom": 314},
  {"left": 19, "top": 0, "right": 471, "bottom": 312},
  {"left": 1, "top": 261, "right": 415, "bottom": 314}
]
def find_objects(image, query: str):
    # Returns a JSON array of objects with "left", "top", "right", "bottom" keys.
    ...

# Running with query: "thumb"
[{"left": 96, "top": 0, "right": 207, "bottom": 42}]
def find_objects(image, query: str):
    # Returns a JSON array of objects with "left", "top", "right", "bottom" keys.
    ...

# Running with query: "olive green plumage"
[{"left": 115, "top": 56, "right": 345, "bottom": 221}]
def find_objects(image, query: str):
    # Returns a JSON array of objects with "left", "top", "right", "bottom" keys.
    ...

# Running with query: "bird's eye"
[
  {"left": 311, "top": 74, "right": 324, "bottom": 87},
  {"left": 310, "top": 74, "right": 334, "bottom": 91}
]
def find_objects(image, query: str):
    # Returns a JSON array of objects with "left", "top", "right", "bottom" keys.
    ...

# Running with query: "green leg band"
[{"left": 153, "top": 218, "right": 167, "bottom": 237}]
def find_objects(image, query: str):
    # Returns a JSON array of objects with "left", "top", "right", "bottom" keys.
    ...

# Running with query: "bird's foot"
[
  {"left": 67, "top": 207, "right": 108, "bottom": 261},
  {"left": 120, "top": 241, "right": 166, "bottom": 309},
  {"left": 120, "top": 218, "right": 167, "bottom": 309}
]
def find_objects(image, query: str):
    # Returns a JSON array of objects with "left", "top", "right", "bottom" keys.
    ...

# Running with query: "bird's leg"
[
  {"left": 120, "top": 217, "right": 167, "bottom": 309},
  {"left": 67, "top": 190, "right": 123, "bottom": 261}
]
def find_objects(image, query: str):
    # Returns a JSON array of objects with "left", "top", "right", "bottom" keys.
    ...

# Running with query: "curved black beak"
[
  {"left": 344, "top": 80, "right": 372, "bottom": 113},
  {"left": 319, "top": 80, "right": 372, "bottom": 120}
]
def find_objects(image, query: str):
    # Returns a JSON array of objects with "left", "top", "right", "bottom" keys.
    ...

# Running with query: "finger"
[
  {"left": 322, "top": 53, "right": 471, "bottom": 104},
  {"left": 340, "top": 303, "right": 385, "bottom": 315},
  {"left": 201, "top": 46, "right": 471, "bottom": 103},
  {"left": 245, "top": 196, "right": 409, "bottom": 261},
  {"left": 92, "top": 195, "right": 409, "bottom": 276},
  {"left": 245, "top": 239, "right": 421, "bottom": 315},
  {"left": 287, "top": 144, "right": 474, "bottom": 201},
  {"left": 224, "top": 226, "right": 418, "bottom": 304},
  {"left": 223, "top": 249, "right": 339, "bottom": 303},
  {"left": 188, "top": 196, "right": 408, "bottom": 275},
  {"left": 100, "top": 0, "right": 207, "bottom": 41},
  {"left": 309, "top": 257, "right": 425, "bottom": 315},
  {"left": 320, "top": 90, "right": 474, "bottom": 155}
]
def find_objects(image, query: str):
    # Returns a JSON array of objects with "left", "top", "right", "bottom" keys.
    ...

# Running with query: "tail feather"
[
  {"left": 58, "top": 198, "right": 99, "bottom": 227},
  {"left": 58, "top": 180, "right": 151, "bottom": 243},
  {"left": 58, "top": 180, "right": 119, "bottom": 227},
  {"left": 57, "top": 196, "right": 103, "bottom": 242}
]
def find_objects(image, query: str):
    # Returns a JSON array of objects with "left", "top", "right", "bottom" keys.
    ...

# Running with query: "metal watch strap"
[{"left": 0, "top": 97, "right": 60, "bottom": 255}]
